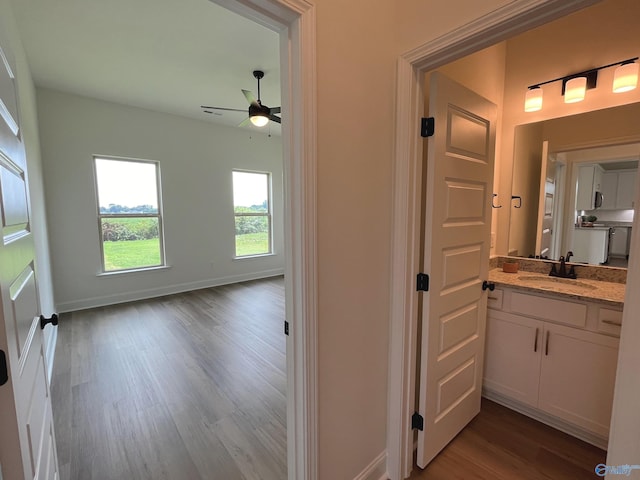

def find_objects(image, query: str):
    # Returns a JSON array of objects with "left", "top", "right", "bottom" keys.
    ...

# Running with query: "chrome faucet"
[{"left": 549, "top": 254, "right": 577, "bottom": 279}]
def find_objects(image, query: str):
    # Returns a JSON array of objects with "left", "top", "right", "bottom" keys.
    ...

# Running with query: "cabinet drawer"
[
  {"left": 598, "top": 308, "right": 623, "bottom": 337},
  {"left": 510, "top": 291, "right": 587, "bottom": 328},
  {"left": 487, "top": 289, "right": 503, "bottom": 310}
]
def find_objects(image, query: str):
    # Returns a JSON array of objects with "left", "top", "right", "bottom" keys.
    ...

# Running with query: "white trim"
[
  {"left": 57, "top": 268, "right": 286, "bottom": 312},
  {"left": 211, "top": 2, "right": 317, "bottom": 480},
  {"left": 44, "top": 325, "right": 58, "bottom": 383},
  {"left": 353, "top": 450, "right": 388, "bottom": 480},
  {"left": 387, "top": 1, "right": 600, "bottom": 479}
]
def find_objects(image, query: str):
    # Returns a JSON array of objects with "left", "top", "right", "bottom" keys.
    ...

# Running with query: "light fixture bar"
[{"left": 526, "top": 56, "right": 638, "bottom": 90}]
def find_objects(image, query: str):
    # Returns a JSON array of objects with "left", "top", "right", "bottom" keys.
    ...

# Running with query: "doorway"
[{"left": 387, "top": 0, "right": 640, "bottom": 479}]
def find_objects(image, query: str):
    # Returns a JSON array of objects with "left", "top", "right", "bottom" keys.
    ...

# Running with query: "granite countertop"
[{"left": 488, "top": 268, "right": 626, "bottom": 307}]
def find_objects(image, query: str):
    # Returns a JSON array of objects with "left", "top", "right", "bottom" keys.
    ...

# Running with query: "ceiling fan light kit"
[{"left": 201, "top": 70, "right": 281, "bottom": 128}]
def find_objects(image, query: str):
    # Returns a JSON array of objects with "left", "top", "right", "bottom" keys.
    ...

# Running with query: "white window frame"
[
  {"left": 232, "top": 169, "right": 273, "bottom": 258},
  {"left": 93, "top": 155, "right": 166, "bottom": 273}
]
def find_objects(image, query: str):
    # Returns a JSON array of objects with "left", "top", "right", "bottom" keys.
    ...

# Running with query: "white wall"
[
  {"left": 497, "top": 0, "right": 640, "bottom": 254},
  {"left": 36, "top": 88, "right": 284, "bottom": 312},
  {"left": 0, "top": 0, "right": 57, "bottom": 368}
]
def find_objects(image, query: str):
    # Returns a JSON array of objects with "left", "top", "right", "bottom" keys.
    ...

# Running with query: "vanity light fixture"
[{"left": 523, "top": 57, "right": 639, "bottom": 112}]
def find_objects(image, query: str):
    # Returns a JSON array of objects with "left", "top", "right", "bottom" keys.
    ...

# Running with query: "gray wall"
[{"left": 37, "top": 88, "right": 284, "bottom": 311}]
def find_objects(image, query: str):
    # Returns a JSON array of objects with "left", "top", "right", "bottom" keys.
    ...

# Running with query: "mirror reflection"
[{"left": 508, "top": 103, "right": 640, "bottom": 267}]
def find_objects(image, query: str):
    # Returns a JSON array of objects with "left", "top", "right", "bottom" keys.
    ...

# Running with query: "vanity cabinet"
[{"left": 484, "top": 287, "right": 620, "bottom": 447}]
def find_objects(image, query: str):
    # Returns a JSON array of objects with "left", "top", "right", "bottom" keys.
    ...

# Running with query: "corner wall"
[{"left": 36, "top": 88, "right": 284, "bottom": 312}]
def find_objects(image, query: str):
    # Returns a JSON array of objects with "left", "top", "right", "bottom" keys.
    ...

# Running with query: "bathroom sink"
[{"left": 516, "top": 275, "right": 598, "bottom": 292}]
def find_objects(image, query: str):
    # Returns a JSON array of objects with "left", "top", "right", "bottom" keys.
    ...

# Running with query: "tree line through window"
[
  {"left": 93, "top": 160, "right": 273, "bottom": 272},
  {"left": 94, "top": 157, "right": 164, "bottom": 272},
  {"left": 233, "top": 170, "right": 272, "bottom": 257}
]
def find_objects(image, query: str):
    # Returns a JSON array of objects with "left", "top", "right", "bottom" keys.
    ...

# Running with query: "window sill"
[
  {"left": 233, "top": 253, "right": 275, "bottom": 260},
  {"left": 97, "top": 265, "right": 171, "bottom": 277}
]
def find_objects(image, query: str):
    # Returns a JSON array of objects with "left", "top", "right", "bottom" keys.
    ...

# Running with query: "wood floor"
[
  {"left": 409, "top": 398, "right": 606, "bottom": 480},
  {"left": 50, "top": 276, "right": 287, "bottom": 480},
  {"left": 51, "top": 276, "right": 606, "bottom": 480}
]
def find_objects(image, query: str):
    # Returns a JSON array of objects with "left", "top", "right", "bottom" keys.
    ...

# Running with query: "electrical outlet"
[{"left": 490, "top": 232, "right": 496, "bottom": 248}]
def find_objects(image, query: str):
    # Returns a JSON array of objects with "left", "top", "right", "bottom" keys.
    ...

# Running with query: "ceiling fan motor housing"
[{"left": 249, "top": 103, "right": 271, "bottom": 117}]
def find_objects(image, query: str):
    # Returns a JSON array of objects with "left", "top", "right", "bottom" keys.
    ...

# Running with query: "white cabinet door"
[
  {"left": 576, "top": 166, "right": 596, "bottom": 210},
  {"left": 600, "top": 172, "right": 617, "bottom": 210},
  {"left": 538, "top": 323, "right": 619, "bottom": 438},
  {"left": 484, "top": 310, "right": 542, "bottom": 407},
  {"left": 616, "top": 170, "right": 637, "bottom": 209}
]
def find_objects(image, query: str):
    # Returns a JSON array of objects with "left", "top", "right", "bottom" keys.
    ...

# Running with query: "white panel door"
[
  {"left": 0, "top": 39, "right": 59, "bottom": 480},
  {"left": 417, "top": 72, "right": 496, "bottom": 467},
  {"left": 535, "top": 142, "right": 556, "bottom": 259}
]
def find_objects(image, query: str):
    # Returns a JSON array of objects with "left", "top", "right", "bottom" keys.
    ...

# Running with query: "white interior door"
[
  {"left": 417, "top": 72, "right": 496, "bottom": 467},
  {"left": 0, "top": 39, "right": 59, "bottom": 480},
  {"left": 535, "top": 142, "right": 556, "bottom": 259}
]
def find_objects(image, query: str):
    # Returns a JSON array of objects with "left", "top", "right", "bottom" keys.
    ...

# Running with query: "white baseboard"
[
  {"left": 56, "top": 268, "right": 285, "bottom": 312},
  {"left": 353, "top": 450, "right": 388, "bottom": 480},
  {"left": 482, "top": 389, "right": 608, "bottom": 450}
]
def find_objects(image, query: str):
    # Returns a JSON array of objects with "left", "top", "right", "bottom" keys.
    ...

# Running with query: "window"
[
  {"left": 232, "top": 170, "right": 272, "bottom": 257},
  {"left": 94, "top": 157, "right": 164, "bottom": 272}
]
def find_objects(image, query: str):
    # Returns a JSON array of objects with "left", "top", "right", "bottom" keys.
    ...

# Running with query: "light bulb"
[
  {"left": 250, "top": 115, "right": 269, "bottom": 127},
  {"left": 564, "top": 77, "right": 587, "bottom": 103},
  {"left": 524, "top": 87, "right": 543, "bottom": 112}
]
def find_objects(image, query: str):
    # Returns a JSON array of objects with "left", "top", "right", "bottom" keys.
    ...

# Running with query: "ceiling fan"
[{"left": 201, "top": 70, "right": 281, "bottom": 127}]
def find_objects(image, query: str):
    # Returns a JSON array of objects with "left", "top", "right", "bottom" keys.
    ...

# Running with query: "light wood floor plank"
[{"left": 409, "top": 398, "right": 606, "bottom": 480}]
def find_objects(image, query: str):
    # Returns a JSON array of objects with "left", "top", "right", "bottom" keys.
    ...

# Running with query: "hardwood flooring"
[
  {"left": 50, "top": 276, "right": 287, "bottom": 480},
  {"left": 51, "top": 275, "right": 606, "bottom": 480},
  {"left": 409, "top": 398, "right": 606, "bottom": 480}
]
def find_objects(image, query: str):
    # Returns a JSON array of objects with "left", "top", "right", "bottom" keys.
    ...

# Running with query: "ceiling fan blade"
[
  {"left": 242, "top": 89, "right": 259, "bottom": 107},
  {"left": 269, "top": 114, "right": 281, "bottom": 124},
  {"left": 238, "top": 117, "right": 252, "bottom": 127},
  {"left": 270, "top": 106, "right": 281, "bottom": 114},
  {"left": 200, "top": 105, "right": 247, "bottom": 112}
]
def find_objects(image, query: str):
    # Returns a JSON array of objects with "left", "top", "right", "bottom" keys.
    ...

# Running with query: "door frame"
[
  {"left": 387, "top": 1, "right": 602, "bottom": 478},
  {"left": 211, "top": 1, "right": 317, "bottom": 479}
]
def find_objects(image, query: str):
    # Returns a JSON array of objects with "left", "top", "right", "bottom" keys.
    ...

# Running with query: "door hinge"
[
  {"left": 412, "top": 412, "right": 424, "bottom": 431},
  {"left": 0, "top": 350, "right": 8, "bottom": 386},
  {"left": 417, "top": 273, "right": 429, "bottom": 292},
  {"left": 421, "top": 117, "right": 435, "bottom": 137},
  {"left": 482, "top": 280, "right": 495, "bottom": 291},
  {"left": 284, "top": 320, "right": 289, "bottom": 336}
]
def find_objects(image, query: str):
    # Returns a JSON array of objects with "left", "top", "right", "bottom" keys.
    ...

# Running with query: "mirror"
[{"left": 508, "top": 103, "right": 640, "bottom": 267}]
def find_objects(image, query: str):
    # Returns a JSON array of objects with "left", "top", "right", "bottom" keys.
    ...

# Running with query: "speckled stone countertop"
[{"left": 489, "top": 258, "right": 626, "bottom": 307}]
